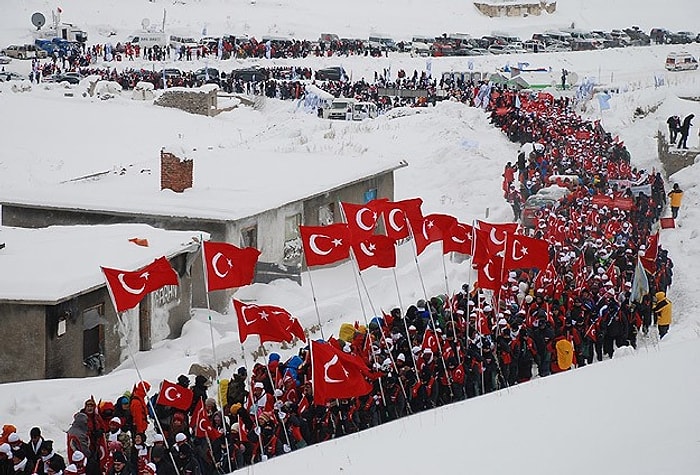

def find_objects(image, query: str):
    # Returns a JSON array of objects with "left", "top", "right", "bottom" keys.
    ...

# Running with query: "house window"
[
  {"left": 318, "top": 203, "right": 335, "bottom": 226},
  {"left": 284, "top": 213, "right": 302, "bottom": 264},
  {"left": 241, "top": 225, "right": 258, "bottom": 249},
  {"left": 82, "top": 304, "right": 105, "bottom": 375}
]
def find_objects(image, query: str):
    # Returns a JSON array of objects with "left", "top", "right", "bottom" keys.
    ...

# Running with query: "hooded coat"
[
  {"left": 66, "top": 413, "right": 91, "bottom": 461},
  {"left": 654, "top": 292, "right": 672, "bottom": 326},
  {"left": 130, "top": 382, "right": 151, "bottom": 435}
]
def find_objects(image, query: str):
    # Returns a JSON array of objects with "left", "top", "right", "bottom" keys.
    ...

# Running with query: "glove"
[
  {"left": 261, "top": 455, "right": 268, "bottom": 462},
  {"left": 254, "top": 426, "right": 261, "bottom": 436},
  {"left": 283, "top": 444, "right": 291, "bottom": 453}
]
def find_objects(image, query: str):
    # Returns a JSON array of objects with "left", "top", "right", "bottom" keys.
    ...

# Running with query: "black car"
[
  {"left": 159, "top": 68, "right": 183, "bottom": 80},
  {"left": 315, "top": 66, "right": 347, "bottom": 81},
  {"left": 52, "top": 72, "right": 82, "bottom": 84},
  {"left": 230, "top": 67, "right": 267, "bottom": 82},
  {"left": 194, "top": 67, "right": 220, "bottom": 84}
]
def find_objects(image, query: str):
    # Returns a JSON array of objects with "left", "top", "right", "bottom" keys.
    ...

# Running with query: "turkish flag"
[
  {"left": 156, "top": 380, "right": 194, "bottom": 411},
  {"left": 340, "top": 199, "right": 388, "bottom": 238},
  {"left": 299, "top": 224, "right": 351, "bottom": 267},
  {"left": 411, "top": 213, "right": 457, "bottom": 255},
  {"left": 640, "top": 232, "right": 659, "bottom": 274},
  {"left": 233, "top": 299, "right": 301, "bottom": 344},
  {"left": 351, "top": 234, "right": 396, "bottom": 271},
  {"left": 101, "top": 256, "right": 179, "bottom": 313},
  {"left": 477, "top": 255, "right": 503, "bottom": 291},
  {"left": 534, "top": 261, "right": 558, "bottom": 290},
  {"left": 190, "top": 399, "right": 223, "bottom": 440},
  {"left": 421, "top": 329, "right": 439, "bottom": 353},
  {"left": 381, "top": 198, "right": 424, "bottom": 241},
  {"left": 476, "top": 311, "right": 491, "bottom": 335},
  {"left": 202, "top": 241, "right": 260, "bottom": 292},
  {"left": 311, "top": 340, "right": 372, "bottom": 405},
  {"left": 503, "top": 234, "right": 550, "bottom": 270},
  {"left": 477, "top": 221, "right": 517, "bottom": 251},
  {"left": 442, "top": 221, "right": 474, "bottom": 255},
  {"left": 327, "top": 337, "right": 373, "bottom": 377}
]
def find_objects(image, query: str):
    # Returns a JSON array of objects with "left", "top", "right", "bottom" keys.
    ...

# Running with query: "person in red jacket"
[{"left": 130, "top": 382, "right": 151, "bottom": 437}]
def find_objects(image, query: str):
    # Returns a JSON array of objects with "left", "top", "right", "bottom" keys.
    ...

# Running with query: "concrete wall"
[
  {"left": 656, "top": 131, "right": 700, "bottom": 176},
  {"left": 473, "top": 1, "right": 556, "bottom": 17},
  {"left": 154, "top": 88, "right": 218, "bottom": 116},
  {"left": 0, "top": 304, "right": 46, "bottom": 383}
]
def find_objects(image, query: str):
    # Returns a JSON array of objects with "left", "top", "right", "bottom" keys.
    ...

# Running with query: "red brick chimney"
[{"left": 160, "top": 148, "right": 193, "bottom": 193}]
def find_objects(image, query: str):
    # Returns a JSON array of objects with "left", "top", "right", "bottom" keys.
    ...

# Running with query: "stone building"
[
  {"left": 0, "top": 224, "right": 205, "bottom": 383},
  {"left": 473, "top": 0, "right": 557, "bottom": 17},
  {"left": 0, "top": 146, "right": 407, "bottom": 314}
]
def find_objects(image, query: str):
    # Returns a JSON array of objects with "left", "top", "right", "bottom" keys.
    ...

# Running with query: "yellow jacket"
[
  {"left": 654, "top": 291, "right": 672, "bottom": 326},
  {"left": 669, "top": 190, "right": 683, "bottom": 208}
]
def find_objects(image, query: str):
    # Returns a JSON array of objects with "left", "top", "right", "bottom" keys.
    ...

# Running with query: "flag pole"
[
  {"left": 405, "top": 217, "right": 454, "bottom": 396},
  {"left": 391, "top": 268, "right": 419, "bottom": 371},
  {"left": 199, "top": 239, "right": 233, "bottom": 470},
  {"left": 354, "top": 264, "right": 412, "bottom": 416},
  {"left": 260, "top": 342, "right": 293, "bottom": 449},
  {"left": 101, "top": 266, "right": 183, "bottom": 474},
  {"left": 302, "top": 255, "right": 325, "bottom": 340},
  {"left": 440, "top": 242, "right": 461, "bottom": 365}
]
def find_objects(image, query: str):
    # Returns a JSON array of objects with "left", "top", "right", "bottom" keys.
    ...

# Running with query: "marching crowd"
[{"left": 3, "top": 60, "right": 680, "bottom": 475}]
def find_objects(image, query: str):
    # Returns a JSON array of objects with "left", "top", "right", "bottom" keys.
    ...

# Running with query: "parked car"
[
  {"left": 50, "top": 72, "right": 82, "bottom": 84},
  {"left": 522, "top": 186, "right": 570, "bottom": 228},
  {"left": 487, "top": 44, "right": 506, "bottom": 55},
  {"left": 676, "top": 31, "right": 697, "bottom": 44},
  {"left": 315, "top": 66, "right": 347, "bottom": 81},
  {"left": 0, "top": 54, "right": 11, "bottom": 65},
  {"left": 502, "top": 43, "right": 527, "bottom": 54},
  {"left": 0, "top": 71, "right": 24, "bottom": 82},
  {"left": 230, "top": 67, "right": 267, "bottom": 82},
  {"left": 624, "top": 27, "right": 651, "bottom": 46},
  {"left": 544, "top": 42, "right": 571, "bottom": 52},
  {"left": 649, "top": 28, "right": 671, "bottom": 44},
  {"left": 159, "top": 68, "right": 183, "bottom": 80},
  {"left": 665, "top": 52, "right": 699, "bottom": 71},
  {"left": 194, "top": 67, "right": 220, "bottom": 83},
  {"left": 1, "top": 44, "right": 47, "bottom": 59}
]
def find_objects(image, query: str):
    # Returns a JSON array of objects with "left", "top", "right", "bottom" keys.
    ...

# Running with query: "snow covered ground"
[{"left": 1, "top": 0, "right": 700, "bottom": 473}]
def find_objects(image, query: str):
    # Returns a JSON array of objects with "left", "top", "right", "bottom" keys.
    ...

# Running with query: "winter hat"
[
  {"left": 396, "top": 353, "right": 406, "bottom": 362},
  {"left": 109, "top": 417, "right": 122, "bottom": 426},
  {"left": 174, "top": 433, "right": 187, "bottom": 443},
  {"left": 47, "top": 456, "right": 64, "bottom": 472},
  {"left": 64, "top": 465, "right": 78, "bottom": 475},
  {"left": 236, "top": 367, "right": 247, "bottom": 376},
  {"left": 39, "top": 440, "right": 53, "bottom": 453},
  {"left": 230, "top": 422, "right": 240, "bottom": 434},
  {"left": 145, "top": 463, "right": 157, "bottom": 475},
  {"left": 0, "top": 444, "right": 10, "bottom": 457},
  {"left": 254, "top": 382, "right": 265, "bottom": 390},
  {"left": 177, "top": 375, "right": 190, "bottom": 387},
  {"left": 29, "top": 427, "right": 41, "bottom": 439},
  {"left": 7, "top": 433, "right": 19, "bottom": 444},
  {"left": 151, "top": 434, "right": 164, "bottom": 444},
  {"left": 71, "top": 451, "right": 85, "bottom": 463},
  {"left": 112, "top": 451, "right": 127, "bottom": 464}
]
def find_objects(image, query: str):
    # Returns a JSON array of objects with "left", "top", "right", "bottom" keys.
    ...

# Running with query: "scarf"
[{"left": 14, "top": 458, "right": 28, "bottom": 472}]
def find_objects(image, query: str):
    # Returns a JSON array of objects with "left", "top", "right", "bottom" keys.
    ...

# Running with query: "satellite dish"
[
  {"left": 141, "top": 18, "right": 150, "bottom": 30},
  {"left": 31, "top": 12, "right": 46, "bottom": 30}
]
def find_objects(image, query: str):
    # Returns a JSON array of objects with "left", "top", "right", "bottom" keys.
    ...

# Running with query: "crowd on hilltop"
[{"left": 2, "top": 64, "right": 679, "bottom": 475}]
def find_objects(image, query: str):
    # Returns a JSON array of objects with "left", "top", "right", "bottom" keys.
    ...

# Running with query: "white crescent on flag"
[
  {"left": 356, "top": 208, "right": 376, "bottom": 231},
  {"left": 484, "top": 261, "right": 496, "bottom": 282},
  {"left": 309, "top": 234, "right": 333, "bottom": 256},
  {"left": 241, "top": 305, "right": 259, "bottom": 325},
  {"left": 422, "top": 219, "right": 433, "bottom": 241},
  {"left": 117, "top": 273, "right": 146, "bottom": 295},
  {"left": 490, "top": 228, "right": 506, "bottom": 247},
  {"left": 323, "top": 354, "right": 348, "bottom": 383},
  {"left": 211, "top": 252, "right": 230, "bottom": 278},
  {"left": 164, "top": 386, "right": 180, "bottom": 402},
  {"left": 359, "top": 242, "right": 375, "bottom": 257},
  {"left": 511, "top": 239, "right": 529, "bottom": 261},
  {"left": 388, "top": 209, "right": 404, "bottom": 232}
]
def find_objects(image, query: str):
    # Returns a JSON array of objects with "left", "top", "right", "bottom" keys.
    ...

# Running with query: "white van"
[
  {"left": 126, "top": 31, "right": 169, "bottom": 48},
  {"left": 665, "top": 52, "right": 698, "bottom": 71},
  {"left": 353, "top": 102, "right": 378, "bottom": 120},
  {"left": 325, "top": 98, "right": 356, "bottom": 120}
]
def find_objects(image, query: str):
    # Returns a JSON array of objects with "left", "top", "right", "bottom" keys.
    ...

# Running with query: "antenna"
[{"left": 31, "top": 12, "right": 46, "bottom": 30}]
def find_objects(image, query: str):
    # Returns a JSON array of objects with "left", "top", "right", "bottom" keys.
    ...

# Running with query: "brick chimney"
[{"left": 160, "top": 148, "right": 193, "bottom": 193}]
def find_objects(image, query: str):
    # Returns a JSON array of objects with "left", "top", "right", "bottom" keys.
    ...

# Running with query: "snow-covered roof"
[
  {"left": 0, "top": 149, "right": 407, "bottom": 222},
  {"left": 0, "top": 224, "right": 207, "bottom": 304}
]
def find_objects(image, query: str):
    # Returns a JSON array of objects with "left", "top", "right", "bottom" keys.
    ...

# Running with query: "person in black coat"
[
  {"left": 678, "top": 114, "right": 694, "bottom": 149},
  {"left": 0, "top": 445, "right": 13, "bottom": 475},
  {"left": 189, "top": 375, "right": 210, "bottom": 413},
  {"left": 11, "top": 448, "right": 33, "bottom": 475}
]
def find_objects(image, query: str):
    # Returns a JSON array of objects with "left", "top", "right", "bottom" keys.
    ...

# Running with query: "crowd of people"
[{"left": 3, "top": 53, "right": 682, "bottom": 475}]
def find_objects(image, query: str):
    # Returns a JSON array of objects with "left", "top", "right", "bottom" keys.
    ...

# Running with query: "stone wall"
[
  {"left": 154, "top": 86, "right": 218, "bottom": 116},
  {"left": 161, "top": 150, "right": 193, "bottom": 192},
  {"left": 473, "top": 1, "right": 556, "bottom": 17},
  {"left": 656, "top": 131, "right": 699, "bottom": 177}
]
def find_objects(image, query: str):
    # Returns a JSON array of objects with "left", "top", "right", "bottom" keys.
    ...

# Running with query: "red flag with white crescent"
[
  {"left": 299, "top": 224, "right": 351, "bottom": 267},
  {"left": 202, "top": 241, "right": 260, "bottom": 292},
  {"left": 351, "top": 234, "right": 396, "bottom": 271},
  {"left": 156, "top": 380, "right": 194, "bottom": 411},
  {"left": 380, "top": 197, "right": 424, "bottom": 241},
  {"left": 101, "top": 256, "right": 179, "bottom": 313},
  {"left": 340, "top": 199, "right": 388, "bottom": 238},
  {"left": 311, "top": 340, "right": 372, "bottom": 405}
]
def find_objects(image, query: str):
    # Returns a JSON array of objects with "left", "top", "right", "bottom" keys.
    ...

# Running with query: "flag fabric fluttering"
[
  {"left": 502, "top": 234, "right": 550, "bottom": 271},
  {"left": 299, "top": 224, "right": 351, "bottom": 267},
  {"left": 410, "top": 213, "right": 457, "bottom": 255},
  {"left": 311, "top": 340, "right": 372, "bottom": 405},
  {"left": 191, "top": 399, "right": 223, "bottom": 440},
  {"left": 101, "top": 257, "right": 179, "bottom": 313},
  {"left": 233, "top": 299, "right": 305, "bottom": 344},
  {"left": 202, "top": 241, "right": 260, "bottom": 291},
  {"left": 351, "top": 234, "right": 397, "bottom": 271},
  {"left": 630, "top": 256, "right": 650, "bottom": 303},
  {"left": 340, "top": 199, "right": 387, "bottom": 238},
  {"left": 156, "top": 380, "right": 194, "bottom": 411},
  {"left": 381, "top": 197, "right": 424, "bottom": 241}
]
